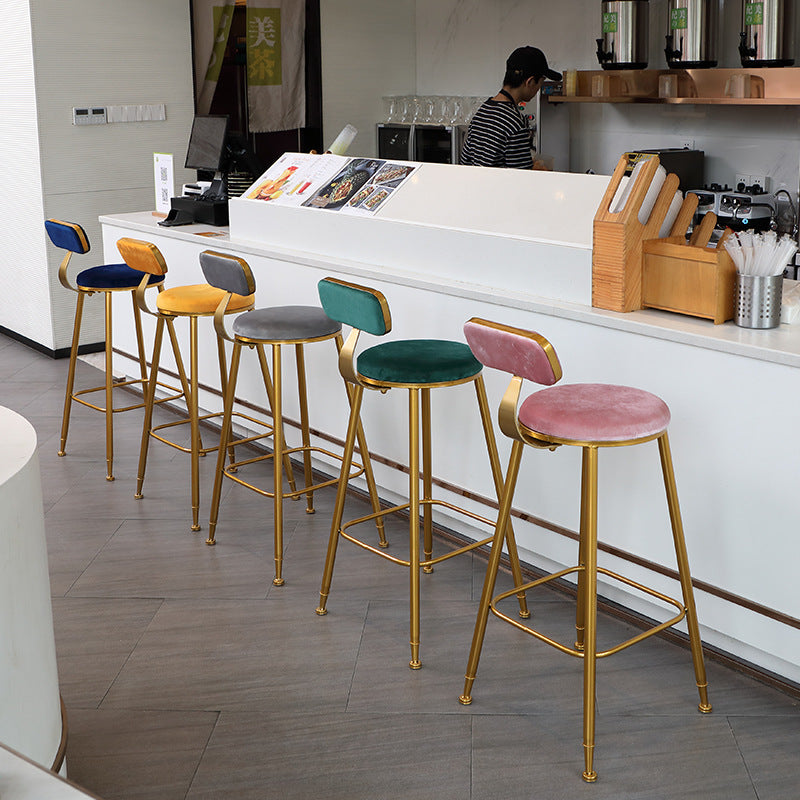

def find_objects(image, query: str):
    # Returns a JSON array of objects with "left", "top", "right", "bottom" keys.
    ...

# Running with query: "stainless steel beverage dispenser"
[
  {"left": 739, "top": 0, "right": 795, "bottom": 66},
  {"left": 596, "top": 1, "right": 649, "bottom": 69},
  {"left": 664, "top": 0, "right": 719, "bottom": 68}
]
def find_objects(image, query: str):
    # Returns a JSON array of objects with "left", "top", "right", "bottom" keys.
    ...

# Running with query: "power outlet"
[
  {"left": 750, "top": 174, "right": 768, "bottom": 192},
  {"left": 735, "top": 173, "right": 750, "bottom": 191}
]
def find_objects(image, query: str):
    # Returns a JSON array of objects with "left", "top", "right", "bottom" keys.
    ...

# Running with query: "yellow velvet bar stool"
[
  {"left": 315, "top": 278, "right": 531, "bottom": 670},
  {"left": 458, "top": 318, "right": 711, "bottom": 782},
  {"left": 45, "top": 219, "right": 174, "bottom": 481},
  {"left": 116, "top": 238, "right": 255, "bottom": 531},
  {"left": 201, "top": 252, "right": 385, "bottom": 586}
]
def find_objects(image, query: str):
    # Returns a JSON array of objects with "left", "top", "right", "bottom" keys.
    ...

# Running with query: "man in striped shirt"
[{"left": 460, "top": 46, "right": 561, "bottom": 169}]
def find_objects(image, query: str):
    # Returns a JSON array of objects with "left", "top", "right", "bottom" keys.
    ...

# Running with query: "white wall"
[
  {"left": 0, "top": 2, "right": 50, "bottom": 348},
  {"left": 320, "top": 0, "right": 416, "bottom": 158},
  {"left": 2, "top": 0, "right": 197, "bottom": 353},
  {"left": 320, "top": 0, "right": 800, "bottom": 193}
]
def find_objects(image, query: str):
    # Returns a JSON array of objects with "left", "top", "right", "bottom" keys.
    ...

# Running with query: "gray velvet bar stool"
[
  {"left": 201, "top": 251, "right": 385, "bottom": 587},
  {"left": 458, "top": 317, "right": 711, "bottom": 782}
]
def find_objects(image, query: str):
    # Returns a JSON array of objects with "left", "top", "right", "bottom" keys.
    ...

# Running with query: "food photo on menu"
[{"left": 302, "top": 158, "right": 384, "bottom": 210}]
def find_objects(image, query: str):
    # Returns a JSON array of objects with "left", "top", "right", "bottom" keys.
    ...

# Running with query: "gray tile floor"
[{"left": 2, "top": 332, "right": 798, "bottom": 799}]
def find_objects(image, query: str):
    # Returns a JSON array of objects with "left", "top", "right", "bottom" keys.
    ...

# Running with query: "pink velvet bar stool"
[{"left": 458, "top": 318, "right": 711, "bottom": 783}]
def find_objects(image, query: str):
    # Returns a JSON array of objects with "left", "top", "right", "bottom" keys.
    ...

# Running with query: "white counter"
[
  {"left": 101, "top": 193, "right": 800, "bottom": 687},
  {"left": 0, "top": 408, "right": 63, "bottom": 769}
]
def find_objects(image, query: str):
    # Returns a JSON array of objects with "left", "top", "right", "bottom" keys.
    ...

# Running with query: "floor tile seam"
[
  {"left": 344, "top": 599, "right": 372, "bottom": 713},
  {"left": 726, "top": 715, "right": 765, "bottom": 800},
  {"left": 56, "top": 518, "right": 128, "bottom": 598},
  {"left": 96, "top": 597, "right": 166, "bottom": 709},
  {"left": 181, "top": 710, "right": 222, "bottom": 800}
]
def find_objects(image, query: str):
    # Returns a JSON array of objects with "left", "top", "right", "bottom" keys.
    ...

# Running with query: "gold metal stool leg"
[
  {"left": 421, "top": 388, "right": 434, "bottom": 574},
  {"left": 136, "top": 316, "right": 165, "bottom": 499},
  {"left": 255, "top": 344, "right": 297, "bottom": 495},
  {"left": 188, "top": 317, "right": 202, "bottom": 531},
  {"left": 216, "top": 333, "right": 237, "bottom": 471},
  {"left": 335, "top": 334, "right": 387, "bottom": 548},
  {"left": 59, "top": 291, "right": 86, "bottom": 459},
  {"left": 103, "top": 291, "right": 115, "bottom": 481},
  {"left": 207, "top": 341, "right": 242, "bottom": 546},
  {"left": 408, "top": 387, "right": 422, "bottom": 669},
  {"left": 271, "top": 343, "right": 285, "bottom": 586},
  {"left": 460, "top": 439, "right": 525, "bottom": 704},
  {"left": 575, "top": 448, "right": 590, "bottom": 651},
  {"left": 474, "top": 376, "right": 530, "bottom": 619},
  {"left": 295, "top": 343, "right": 316, "bottom": 514},
  {"left": 658, "top": 433, "right": 712, "bottom": 714},
  {"left": 581, "top": 446, "right": 599, "bottom": 783},
  {"left": 317, "top": 386, "right": 365, "bottom": 615}
]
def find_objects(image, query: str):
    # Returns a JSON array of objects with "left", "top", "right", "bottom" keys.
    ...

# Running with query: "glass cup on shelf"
[
  {"left": 398, "top": 96, "right": 413, "bottom": 124},
  {"left": 383, "top": 96, "right": 399, "bottom": 123},
  {"left": 448, "top": 96, "right": 464, "bottom": 125}
]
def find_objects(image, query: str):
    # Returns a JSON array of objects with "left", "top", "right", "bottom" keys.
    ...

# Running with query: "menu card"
[{"left": 243, "top": 153, "right": 420, "bottom": 216}]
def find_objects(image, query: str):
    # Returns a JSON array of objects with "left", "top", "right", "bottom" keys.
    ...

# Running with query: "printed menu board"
[{"left": 243, "top": 153, "right": 420, "bottom": 216}]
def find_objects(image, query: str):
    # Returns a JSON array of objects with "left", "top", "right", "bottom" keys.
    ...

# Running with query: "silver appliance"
[
  {"left": 688, "top": 185, "right": 775, "bottom": 232},
  {"left": 664, "top": 0, "right": 719, "bottom": 68},
  {"left": 376, "top": 123, "right": 466, "bottom": 164},
  {"left": 739, "top": 0, "right": 795, "bottom": 67},
  {"left": 596, "top": 0, "right": 649, "bottom": 69}
]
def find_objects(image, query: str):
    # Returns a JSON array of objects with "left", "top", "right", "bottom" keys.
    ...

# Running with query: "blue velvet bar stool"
[
  {"left": 45, "top": 219, "right": 168, "bottom": 481},
  {"left": 201, "top": 252, "right": 385, "bottom": 586},
  {"left": 458, "top": 318, "right": 711, "bottom": 782},
  {"left": 115, "top": 238, "right": 255, "bottom": 531},
  {"left": 314, "top": 278, "right": 531, "bottom": 670}
]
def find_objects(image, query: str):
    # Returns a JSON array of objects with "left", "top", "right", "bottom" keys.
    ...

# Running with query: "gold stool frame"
[
  {"left": 56, "top": 249, "right": 180, "bottom": 481},
  {"left": 206, "top": 296, "right": 386, "bottom": 588},
  {"left": 316, "top": 311, "right": 531, "bottom": 670},
  {"left": 459, "top": 371, "right": 712, "bottom": 782}
]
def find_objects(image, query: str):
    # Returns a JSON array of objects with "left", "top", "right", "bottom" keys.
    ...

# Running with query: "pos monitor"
[{"left": 185, "top": 114, "right": 229, "bottom": 198}]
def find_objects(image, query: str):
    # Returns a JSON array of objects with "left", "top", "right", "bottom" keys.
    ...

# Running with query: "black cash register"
[{"left": 160, "top": 115, "right": 231, "bottom": 227}]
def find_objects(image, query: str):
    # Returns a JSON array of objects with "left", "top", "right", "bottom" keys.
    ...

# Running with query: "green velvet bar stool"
[
  {"left": 315, "top": 277, "right": 531, "bottom": 670},
  {"left": 45, "top": 219, "right": 171, "bottom": 481},
  {"left": 116, "top": 237, "right": 255, "bottom": 531},
  {"left": 201, "top": 251, "right": 385, "bottom": 587}
]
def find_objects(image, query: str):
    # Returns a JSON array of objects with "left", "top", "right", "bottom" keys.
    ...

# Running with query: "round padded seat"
[
  {"left": 518, "top": 383, "right": 671, "bottom": 444},
  {"left": 76, "top": 264, "right": 165, "bottom": 290},
  {"left": 232, "top": 305, "right": 341, "bottom": 342},
  {"left": 156, "top": 284, "right": 252, "bottom": 316},
  {"left": 357, "top": 339, "right": 482, "bottom": 386}
]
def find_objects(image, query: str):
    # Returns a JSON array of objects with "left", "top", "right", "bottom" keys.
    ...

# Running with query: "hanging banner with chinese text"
[
  {"left": 191, "top": 0, "right": 236, "bottom": 115},
  {"left": 246, "top": 0, "right": 306, "bottom": 133}
]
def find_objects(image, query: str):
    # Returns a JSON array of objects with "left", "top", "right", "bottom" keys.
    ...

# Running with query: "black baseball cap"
[{"left": 506, "top": 46, "right": 562, "bottom": 82}]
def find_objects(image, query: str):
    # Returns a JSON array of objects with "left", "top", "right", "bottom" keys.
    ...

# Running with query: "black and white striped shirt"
[{"left": 459, "top": 99, "right": 533, "bottom": 169}]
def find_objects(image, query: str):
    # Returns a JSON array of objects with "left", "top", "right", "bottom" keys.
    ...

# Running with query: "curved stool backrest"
[
  {"left": 318, "top": 277, "right": 392, "bottom": 336},
  {"left": 45, "top": 219, "right": 90, "bottom": 255},
  {"left": 199, "top": 250, "right": 256, "bottom": 297},
  {"left": 116, "top": 238, "right": 169, "bottom": 276},
  {"left": 463, "top": 318, "right": 562, "bottom": 386}
]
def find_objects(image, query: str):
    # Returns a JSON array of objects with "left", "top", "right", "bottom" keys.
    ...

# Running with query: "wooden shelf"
[{"left": 547, "top": 67, "right": 800, "bottom": 106}]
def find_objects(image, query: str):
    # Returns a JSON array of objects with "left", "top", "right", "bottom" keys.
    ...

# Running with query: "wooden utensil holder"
[
  {"left": 641, "top": 237, "right": 736, "bottom": 324},
  {"left": 592, "top": 153, "right": 698, "bottom": 313}
]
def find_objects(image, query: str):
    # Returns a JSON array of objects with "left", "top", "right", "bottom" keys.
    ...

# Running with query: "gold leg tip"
[
  {"left": 409, "top": 660, "right": 422, "bottom": 670},
  {"left": 458, "top": 695, "right": 472, "bottom": 706},
  {"left": 518, "top": 610, "right": 531, "bottom": 620},
  {"left": 228, "top": 466, "right": 238, "bottom": 474},
  {"left": 191, "top": 524, "right": 201, "bottom": 532},
  {"left": 205, "top": 538, "right": 216, "bottom": 546},
  {"left": 57, "top": 451, "right": 66, "bottom": 457},
  {"left": 134, "top": 492, "right": 143, "bottom": 500},
  {"left": 290, "top": 495, "right": 300, "bottom": 502},
  {"left": 315, "top": 607, "right": 327, "bottom": 616},
  {"left": 106, "top": 475, "right": 115, "bottom": 482},
  {"left": 305, "top": 508, "right": 315, "bottom": 515},
  {"left": 582, "top": 771, "right": 598, "bottom": 783},
  {"left": 574, "top": 641, "right": 585, "bottom": 651},
  {"left": 378, "top": 541, "right": 390, "bottom": 549},
  {"left": 273, "top": 577, "right": 285, "bottom": 587},
  {"left": 422, "top": 566, "right": 434, "bottom": 574},
  {"left": 699, "top": 702, "right": 713, "bottom": 714}
]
